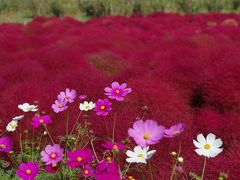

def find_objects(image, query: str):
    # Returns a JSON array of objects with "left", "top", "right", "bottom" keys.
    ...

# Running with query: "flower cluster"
[{"left": 0, "top": 83, "right": 224, "bottom": 179}]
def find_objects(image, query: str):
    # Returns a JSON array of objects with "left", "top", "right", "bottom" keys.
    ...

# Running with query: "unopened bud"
[
  {"left": 141, "top": 106, "right": 148, "bottom": 111},
  {"left": 177, "top": 157, "right": 184, "bottom": 163},
  {"left": 170, "top": 151, "right": 177, "bottom": 157},
  {"left": 176, "top": 165, "right": 184, "bottom": 174}
]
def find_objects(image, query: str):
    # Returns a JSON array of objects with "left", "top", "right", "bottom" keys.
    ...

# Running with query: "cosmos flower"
[
  {"left": 18, "top": 103, "right": 38, "bottom": 112},
  {"left": 12, "top": 115, "right": 24, "bottom": 121},
  {"left": 128, "top": 120, "right": 165, "bottom": 147},
  {"left": 102, "top": 141, "right": 125, "bottom": 152},
  {"left": 82, "top": 165, "right": 93, "bottom": 177},
  {"left": 59, "top": 88, "right": 76, "bottom": 103},
  {"left": 126, "top": 146, "right": 156, "bottom": 164},
  {"left": 193, "top": 133, "right": 223, "bottom": 158},
  {"left": 164, "top": 123, "right": 185, "bottom": 138},
  {"left": 104, "top": 82, "right": 132, "bottom": 101},
  {"left": 79, "top": 101, "right": 95, "bottom": 111},
  {"left": 6, "top": 120, "right": 18, "bottom": 132},
  {"left": 79, "top": 94, "right": 87, "bottom": 100},
  {"left": 94, "top": 99, "right": 112, "bottom": 116},
  {"left": 0, "top": 137, "right": 12, "bottom": 153},
  {"left": 52, "top": 94, "right": 68, "bottom": 113},
  {"left": 66, "top": 149, "right": 93, "bottom": 168},
  {"left": 94, "top": 160, "right": 120, "bottom": 180},
  {"left": 31, "top": 115, "right": 52, "bottom": 128},
  {"left": 16, "top": 162, "right": 39, "bottom": 180},
  {"left": 41, "top": 144, "right": 64, "bottom": 166}
]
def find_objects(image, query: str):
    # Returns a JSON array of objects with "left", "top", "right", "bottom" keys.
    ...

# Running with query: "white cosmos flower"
[
  {"left": 12, "top": 115, "right": 24, "bottom": 121},
  {"left": 6, "top": 120, "right": 18, "bottom": 132},
  {"left": 79, "top": 101, "right": 95, "bottom": 111},
  {"left": 126, "top": 146, "right": 156, "bottom": 164},
  {"left": 193, "top": 133, "right": 223, "bottom": 158},
  {"left": 18, "top": 103, "right": 38, "bottom": 112}
]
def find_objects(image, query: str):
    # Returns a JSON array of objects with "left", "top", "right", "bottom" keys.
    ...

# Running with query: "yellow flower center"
[
  {"left": 39, "top": 119, "right": 44, "bottom": 124},
  {"left": 115, "top": 90, "right": 120, "bottom": 94},
  {"left": 106, "top": 156, "right": 112, "bottom": 162},
  {"left": 0, "top": 144, "right": 6, "bottom": 149},
  {"left": 100, "top": 105, "right": 105, "bottom": 110},
  {"left": 84, "top": 170, "right": 89, "bottom": 174},
  {"left": 137, "top": 154, "right": 143, "bottom": 157},
  {"left": 11, "top": 124, "right": 17, "bottom": 128},
  {"left": 77, "top": 156, "right": 82, "bottom": 162},
  {"left": 86, "top": 106, "right": 90, "bottom": 109},
  {"left": 59, "top": 104, "right": 63, "bottom": 108},
  {"left": 26, "top": 169, "right": 31, "bottom": 175},
  {"left": 143, "top": 133, "right": 150, "bottom": 140},
  {"left": 51, "top": 153, "right": 56, "bottom": 159},
  {"left": 128, "top": 176, "right": 135, "bottom": 180},
  {"left": 172, "top": 131, "right": 180, "bottom": 136},
  {"left": 113, "top": 145, "right": 118, "bottom": 150},
  {"left": 204, "top": 144, "right": 211, "bottom": 150}
]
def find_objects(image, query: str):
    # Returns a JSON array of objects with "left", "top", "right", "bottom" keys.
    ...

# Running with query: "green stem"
[
  {"left": 170, "top": 139, "right": 182, "bottom": 180},
  {"left": 122, "top": 163, "right": 131, "bottom": 177},
  {"left": 44, "top": 125, "right": 54, "bottom": 144},
  {"left": 200, "top": 157, "right": 207, "bottom": 180},
  {"left": 149, "top": 161, "right": 154, "bottom": 180},
  {"left": 104, "top": 117, "right": 109, "bottom": 137},
  {"left": 69, "top": 111, "right": 82, "bottom": 135},
  {"left": 112, "top": 112, "right": 117, "bottom": 141}
]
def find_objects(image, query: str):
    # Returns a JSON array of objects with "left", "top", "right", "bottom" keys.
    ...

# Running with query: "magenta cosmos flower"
[
  {"left": 164, "top": 123, "right": 185, "bottom": 138},
  {"left": 94, "top": 99, "right": 112, "bottom": 116},
  {"left": 41, "top": 144, "right": 64, "bottom": 166},
  {"left": 52, "top": 94, "right": 68, "bottom": 113},
  {"left": 66, "top": 149, "right": 93, "bottom": 168},
  {"left": 16, "top": 162, "right": 39, "bottom": 180},
  {"left": 128, "top": 120, "right": 165, "bottom": 147},
  {"left": 82, "top": 165, "right": 93, "bottom": 177},
  {"left": 0, "top": 137, "right": 12, "bottom": 153},
  {"left": 94, "top": 160, "right": 120, "bottom": 180},
  {"left": 31, "top": 115, "right": 52, "bottom": 128},
  {"left": 102, "top": 141, "right": 125, "bottom": 152},
  {"left": 104, "top": 82, "right": 132, "bottom": 101},
  {"left": 59, "top": 88, "right": 76, "bottom": 103}
]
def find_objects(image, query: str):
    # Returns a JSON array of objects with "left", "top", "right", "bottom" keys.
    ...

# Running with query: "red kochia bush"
[{"left": 1, "top": 13, "right": 240, "bottom": 178}]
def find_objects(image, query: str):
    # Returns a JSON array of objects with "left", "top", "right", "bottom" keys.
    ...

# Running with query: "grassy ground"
[{"left": 0, "top": 0, "right": 240, "bottom": 23}]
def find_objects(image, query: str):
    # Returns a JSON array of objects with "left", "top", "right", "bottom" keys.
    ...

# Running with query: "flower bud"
[
  {"left": 177, "top": 157, "right": 184, "bottom": 163},
  {"left": 170, "top": 151, "right": 177, "bottom": 157}
]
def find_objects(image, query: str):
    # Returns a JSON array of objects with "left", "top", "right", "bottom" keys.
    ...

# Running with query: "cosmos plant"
[{"left": 0, "top": 82, "right": 227, "bottom": 179}]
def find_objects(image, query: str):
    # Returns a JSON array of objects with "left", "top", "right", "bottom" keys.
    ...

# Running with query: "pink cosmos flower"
[
  {"left": 94, "top": 160, "right": 120, "bottom": 180},
  {"left": 102, "top": 141, "right": 125, "bottom": 152},
  {"left": 16, "top": 162, "right": 39, "bottom": 180},
  {"left": 31, "top": 115, "right": 52, "bottom": 128},
  {"left": 82, "top": 165, "right": 93, "bottom": 177},
  {"left": 79, "top": 94, "right": 87, "bottom": 100},
  {"left": 128, "top": 120, "right": 165, "bottom": 147},
  {"left": 41, "top": 144, "right": 64, "bottom": 166},
  {"left": 52, "top": 94, "right": 68, "bottom": 113},
  {"left": 0, "top": 137, "right": 12, "bottom": 153},
  {"left": 66, "top": 149, "right": 93, "bottom": 168},
  {"left": 104, "top": 82, "right": 132, "bottom": 101},
  {"left": 164, "top": 123, "right": 185, "bottom": 138},
  {"left": 59, "top": 88, "right": 76, "bottom": 103},
  {"left": 94, "top": 99, "right": 112, "bottom": 116}
]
